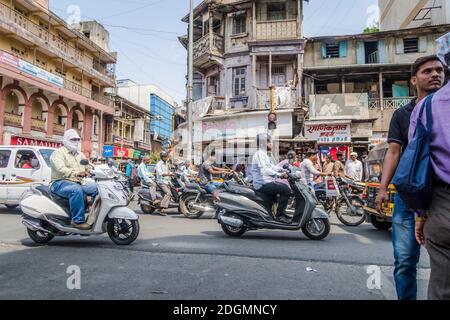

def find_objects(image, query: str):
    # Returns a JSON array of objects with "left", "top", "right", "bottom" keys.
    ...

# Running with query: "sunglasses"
[{"left": 70, "top": 138, "right": 81, "bottom": 142}]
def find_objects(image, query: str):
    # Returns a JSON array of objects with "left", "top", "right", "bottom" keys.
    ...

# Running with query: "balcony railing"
[
  {"left": 31, "top": 118, "right": 46, "bottom": 132},
  {"left": 367, "top": 51, "right": 379, "bottom": 64},
  {"left": 255, "top": 88, "right": 298, "bottom": 110},
  {"left": 0, "top": 2, "right": 115, "bottom": 84},
  {"left": 193, "top": 33, "right": 224, "bottom": 61},
  {"left": 256, "top": 19, "right": 298, "bottom": 41},
  {"left": 53, "top": 123, "right": 66, "bottom": 135},
  {"left": 4, "top": 112, "right": 22, "bottom": 127},
  {"left": 369, "top": 97, "right": 414, "bottom": 110}
]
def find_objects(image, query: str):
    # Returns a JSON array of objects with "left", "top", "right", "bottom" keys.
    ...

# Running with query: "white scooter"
[{"left": 20, "top": 160, "right": 140, "bottom": 245}]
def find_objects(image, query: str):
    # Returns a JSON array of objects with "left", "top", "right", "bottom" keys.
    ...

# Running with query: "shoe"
[
  {"left": 158, "top": 210, "right": 168, "bottom": 216},
  {"left": 277, "top": 215, "right": 291, "bottom": 224},
  {"left": 71, "top": 222, "right": 91, "bottom": 230}
]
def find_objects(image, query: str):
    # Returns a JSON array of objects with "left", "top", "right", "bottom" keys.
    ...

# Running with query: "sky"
[{"left": 50, "top": 0, "right": 378, "bottom": 104}]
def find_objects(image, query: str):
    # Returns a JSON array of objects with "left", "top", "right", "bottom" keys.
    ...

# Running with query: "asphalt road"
[{"left": 0, "top": 201, "right": 431, "bottom": 300}]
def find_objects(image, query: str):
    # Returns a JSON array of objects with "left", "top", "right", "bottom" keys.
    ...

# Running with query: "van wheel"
[
  {"left": 27, "top": 228, "right": 54, "bottom": 244},
  {"left": 5, "top": 204, "right": 19, "bottom": 209},
  {"left": 370, "top": 215, "right": 392, "bottom": 231}
]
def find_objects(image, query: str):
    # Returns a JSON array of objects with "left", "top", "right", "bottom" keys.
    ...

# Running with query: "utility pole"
[{"left": 187, "top": 0, "right": 194, "bottom": 162}]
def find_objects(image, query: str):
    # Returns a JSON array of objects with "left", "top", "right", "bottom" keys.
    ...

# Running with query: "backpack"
[{"left": 392, "top": 94, "right": 434, "bottom": 210}]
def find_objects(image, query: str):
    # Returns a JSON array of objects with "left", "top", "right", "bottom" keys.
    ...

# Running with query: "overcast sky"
[{"left": 50, "top": 0, "right": 378, "bottom": 104}]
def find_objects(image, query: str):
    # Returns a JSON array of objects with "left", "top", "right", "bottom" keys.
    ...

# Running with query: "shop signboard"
[{"left": 305, "top": 121, "right": 352, "bottom": 144}]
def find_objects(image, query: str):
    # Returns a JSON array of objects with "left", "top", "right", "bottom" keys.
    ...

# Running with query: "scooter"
[
  {"left": 20, "top": 160, "right": 140, "bottom": 245},
  {"left": 216, "top": 170, "right": 330, "bottom": 240},
  {"left": 179, "top": 171, "right": 248, "bottom": 219},
  {"left": 137, "top": 176, "right": 182, "bottom": 215}
]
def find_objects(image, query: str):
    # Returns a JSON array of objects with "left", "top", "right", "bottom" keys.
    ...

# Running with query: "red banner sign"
[{"left": 11, "top": 136, "right": 62, "bottom": 148}]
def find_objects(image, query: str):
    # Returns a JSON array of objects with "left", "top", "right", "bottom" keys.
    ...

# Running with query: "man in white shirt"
[
  {"left": 301, "top": 149, "right": 329, "bottom": 186},
  {"left": 155, "top": 151, "right": 174, "bottom": 216},
  {"left": 252, "top": 133, "right": 290, "bottom": 223},
  {"left": 345, "top": 152, "right": 363, "bottom": 181}
]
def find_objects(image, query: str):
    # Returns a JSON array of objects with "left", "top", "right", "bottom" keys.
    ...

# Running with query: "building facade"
[
  {"left": 178, "top": 0, "right": 306, "bottom": 164},
  {"left": 0, "top": 0, "right": 117, "bottom": 158},
  {"left": 116, "top": 80, "right": 176, "bottom": 152},
  {"left": 103, "top": 94, "right": 152, "bottom": 160},
  {"left": 380, "top": 0, "right": 450, "bottom": 31},
  {"left": 302, "top": 24, "right": 450, "bottom": 154}
]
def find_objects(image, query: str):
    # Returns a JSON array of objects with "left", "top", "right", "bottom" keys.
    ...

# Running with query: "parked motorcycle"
[
  {"left": 216, "top": 170, "right": 330, "bottom": 240},
  {"left": 314, "top": 176, "right": 366, "bottom": 227},
  {"left": 179, "top": 171, "right": 248, "bottom": 219},
  {"left": 20, "top": 160, "right": 140, "bottom": 245}
]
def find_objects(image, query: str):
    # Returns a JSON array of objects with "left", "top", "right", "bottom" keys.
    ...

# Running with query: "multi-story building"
[
  {"left": 178, "top": 0, "right": 306, "bottom": 164},
  {"left": 380, "top": 0, "right": 450, "bottom": 31},
  {"left": 116, "top": 79, "right": 176, "bottom": 152},
  {"left": 0, "top": 0, "right": 117, "bottom": 158},
  {"left": 302, "top": 24, "right": 450, "bottom": 156},
  {"left": 103, "top": 93, "right": 152, "bottom": 160}
]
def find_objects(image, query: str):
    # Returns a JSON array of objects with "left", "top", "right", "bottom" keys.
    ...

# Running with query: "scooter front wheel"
[
  {"left": 27, "top": 228, "right": 54, "bottom": 244},
  {"left": 302, "top": 218, "right": 330, "bottom": 240},
  {"left": 107, "top": 219, "right": 139, "bottom": 245}
]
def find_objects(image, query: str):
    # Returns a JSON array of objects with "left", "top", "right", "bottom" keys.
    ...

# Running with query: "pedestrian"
[
  {"left": 125, "top": 159, "right": 134, "bottom": 193},
  {"left": 323, "top": 154, "right": 335, "bottom": 175},
  {"left": 345, "top": 152, "right": 363, "bottom": 181},
  {"left": 313, "top": 158, "right": 323, "bottom": 184},
  {"left": 333, "top": 151, "right": 346, "bottom": 177},
  {"left": 375, "top": 55, "right": 446, "bottom": 300},
  {"left": 411, "top": 41, "right": 450, "bottom": 300},
  {"left": 301, "top": 149, "right": 329, "bottom": 187}
]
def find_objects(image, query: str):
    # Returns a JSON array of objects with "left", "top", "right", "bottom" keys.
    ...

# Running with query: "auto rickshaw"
[{"left": 362, "top": 142, "right": 395, "bottom": 231}]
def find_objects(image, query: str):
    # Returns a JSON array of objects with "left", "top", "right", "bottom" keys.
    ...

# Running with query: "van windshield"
[{"left": 39, "top": 149, "right": 55, "bottom": 167}]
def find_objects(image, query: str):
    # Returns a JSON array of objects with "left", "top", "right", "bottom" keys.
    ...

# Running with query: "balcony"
[
  {"left": 369, "top": 97, "right": 414, "bottom": 110},
  {"left": 0, "top": 2, "right": 115, "bottom": 86},
  {"left": 53, "top": 124, "right": 65, "bottom": 136},
  {"left": 4, "top": 112, "right": 22, "bottom": 127},
  {"left": 31, "top": 118, "right": 46, "bottom": 132},
  {"left": 193, "top": 33, "right": 224, "bottom": 69},
  {"left": 255, "top": 88, "right": 298, "bottom": 110},
  {"left": 256, "top": 19, "right": 298, "bottom": 41}
]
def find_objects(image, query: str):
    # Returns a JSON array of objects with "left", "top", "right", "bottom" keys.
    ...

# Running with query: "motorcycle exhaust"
[
  {"left": 220, "top": 215, "right": 244, "bottom": 228},
  {"left": 190, "top": 203, "right": 216, "bottom": 212},
  {"left": 22, "top": 219, "right": 52, "bottom": 234}
]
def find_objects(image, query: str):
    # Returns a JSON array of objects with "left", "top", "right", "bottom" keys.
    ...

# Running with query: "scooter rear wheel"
[
  {"left": 180, "top": 194, "right": 204, "bottom": 219},
  {"left": 302, "top": 218, "right": 330, "bottom": 240},
  {"left": 140, "top": 203, "right": 156, "bottom": 215},
  {"left": 27, "top": 228, "right": 54, "bottom": 244},
  {"left": 107, "top": 219, "right": 139, "bottom": 245},
  {"left": 220, "top": 214, "right": 247, "bottom": 237}
]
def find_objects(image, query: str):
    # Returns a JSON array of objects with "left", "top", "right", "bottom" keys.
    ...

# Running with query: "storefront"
[
  {"left": 304, "top": 121, "right": 352, "bottom": 162},
  {"left": 9, "top": 134, "right": 63, "bottom": 149}
]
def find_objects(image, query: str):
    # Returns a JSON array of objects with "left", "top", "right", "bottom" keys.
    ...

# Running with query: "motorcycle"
[
  {"left": 216, "top": 169, "right": 330, "bottom": 240},
  {"left": 179, "top": 171, "right": 248, "bottom": 219},
  {"left": 20, "top": 160, "right": 140, "bottom": 245},
  {"left": 314, "top": 176, "right": 366, "bottom": 227}
]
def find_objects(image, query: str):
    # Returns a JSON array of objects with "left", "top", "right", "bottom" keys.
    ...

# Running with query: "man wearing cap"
[
  {"left": 345, "top": 152, "right": 363, "bottom": 181},
  {"left": 50, "top": 129, "right": 97, "bottom": 230}
]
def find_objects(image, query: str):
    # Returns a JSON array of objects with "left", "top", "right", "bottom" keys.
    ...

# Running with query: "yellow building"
[{"left": 0, "top": 0, "right": 117, "bottom": 158}]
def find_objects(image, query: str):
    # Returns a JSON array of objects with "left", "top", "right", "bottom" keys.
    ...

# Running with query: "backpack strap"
[{"left": 417, "top": 94, "right": 435, "bottom": 133}]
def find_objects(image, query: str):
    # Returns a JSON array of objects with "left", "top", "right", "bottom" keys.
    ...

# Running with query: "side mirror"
[
  {"left": 80, "top": 159, "right": 89, "bottom": 166},
  {"left": 283, "top": 164, "right": 290, "bottom": 170},
  {"left": 31, "top": 159, "right": 39, "bottom": 169}
]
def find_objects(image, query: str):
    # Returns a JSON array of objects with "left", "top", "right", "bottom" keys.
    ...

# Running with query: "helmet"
[
  {"left": 287, "top": 150, "right": 296, "bottom": 160},
  {"left": 160, "top": 151, "right": 168, "bottom": 159}
]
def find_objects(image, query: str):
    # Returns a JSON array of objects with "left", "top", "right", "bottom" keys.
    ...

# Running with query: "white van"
[{"left": 0, "top": 146, "right": 56, "bottom": 208}]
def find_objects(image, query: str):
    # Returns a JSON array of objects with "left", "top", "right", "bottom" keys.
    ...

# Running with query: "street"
[{"left": 0, "top": 200, "right": 431, "bottom": 300}]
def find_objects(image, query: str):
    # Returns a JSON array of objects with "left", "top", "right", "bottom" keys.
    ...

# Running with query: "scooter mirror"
[
  {"left": 283, "top": 164, "right": 289, "bottom": 170},
  {"left": 80, "top": 159, "right": 89, "bottom": 166}
]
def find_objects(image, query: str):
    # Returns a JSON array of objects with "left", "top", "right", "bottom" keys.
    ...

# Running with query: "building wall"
[{"left": 380, "top": 0, "right": 449, "bottom": 31}]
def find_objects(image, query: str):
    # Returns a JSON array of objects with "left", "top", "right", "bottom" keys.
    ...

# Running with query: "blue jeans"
[
  {"left": 204, "top": 182, "right": 222, "bottom": 194},
  {"left": 392, "top": 194, "right": 421, "bottom": 300},
  {"left": 51, "top": 180, "right": 98, "bottom": 224}
]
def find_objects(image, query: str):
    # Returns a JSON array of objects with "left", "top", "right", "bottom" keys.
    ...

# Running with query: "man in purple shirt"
[
  {"left": 375, "top": 55, "right": 446, "bottom": 300},
  {"left": 408, "top": 41, "right": 450, "bottom": 299}
]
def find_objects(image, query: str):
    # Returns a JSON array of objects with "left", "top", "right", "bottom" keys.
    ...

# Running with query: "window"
[
  {"left": 15, "top": 150, "right": 39, "bottom": 169},
  {"left": 233, "top": 67, "right": 247, "bottom": 96},
  {"left": 39, "top": 149, "right": 54, "bottom": 167},
  {"left": 0, "top": 150, "right": 11, "bottom": 168},
  {"left": 403, "top": 38, "right": 419, "bottom": 54},
  {"left": 267, "top": 3, "right": 286, "bottom": 21},
  {"left": 325, "top": 43, "right": 340, "bottom": 58},
  {"left": 233, "top": 14, "right": 246, "bottom": 34}
]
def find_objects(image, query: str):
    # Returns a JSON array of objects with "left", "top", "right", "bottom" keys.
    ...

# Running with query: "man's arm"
[{"left": 375, "top": 143, "right": 401, "bottom": 210}]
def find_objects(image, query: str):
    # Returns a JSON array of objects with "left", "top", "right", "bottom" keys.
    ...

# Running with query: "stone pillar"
[
  {"left": 82, "top": 107, "right": 93, "bottom": 158},
  {"left": 22, "top": 99, "right": 32, "bottom": 134},
  {"left": 0, "top": 88, "right": 5, "bottom": 145},
  {"left": 46, "top": 106, "right": 54, "bottom": 137}
]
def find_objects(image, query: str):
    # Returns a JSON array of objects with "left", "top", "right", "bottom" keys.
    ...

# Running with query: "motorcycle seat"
[
  {"left": 225, "top": 183, "right": 275, "bottom": 204},
  {"left": 36, "top": 185, "right": 71, "bottom": 215},
  {"left": 185, "top": 183, "right": 207, "bottom": 194}
]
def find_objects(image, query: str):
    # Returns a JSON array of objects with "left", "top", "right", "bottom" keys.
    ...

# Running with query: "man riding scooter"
[
  {"left": 138, "top": 156, "right": 158, "bottom": 205},
  {"left": 199, "top": 150, "right": 232, "bottom": 200},
  {"left": 252, "top": 133, "right": 291, "bottom": 224},
  {"left": 155, "top": 151, "right": 175, "bottom": 216},
  {"left": 49, "top": 129, "right": 97, "bottom": 230}
]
